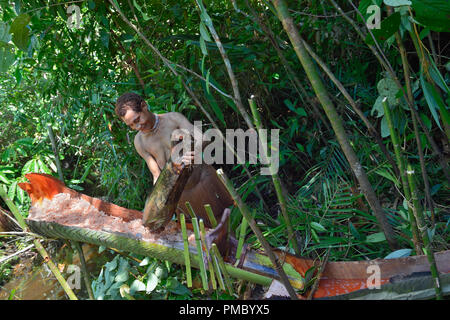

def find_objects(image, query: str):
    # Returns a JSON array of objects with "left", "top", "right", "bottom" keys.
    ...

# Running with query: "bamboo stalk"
[
  {"left": 330, "top": 0, "right": 450, "bottom": 183},
  {"left": 180, "top": 214, "right": 192, "bottom": 287},
  {"left": 248, "top": 98, "right": 299, "bottom": 255},
  {"left": 211, "top": 251, "right": 226, "bottom": 291},
  {"left": 73, "top": 242, "right": 94, "bottom": 300},
  {"left": 272, "top": 0, "right": 398, "bottom": 249},
  {"left": 216, "top": 169, "right": 299, "bottom": 299},
  {"left": 381, "top": 97, "right": 422, "bottom": 253},
  {"left": 0, "top": 185, "right": 26, "bottom": 229},
  {"left": 185, "top": 201, "right": 197, "bottom": 219},
  {"left": 192, "top": 217, "right": 209, "bottom": 290},
  {"left": 300, "top": 39, "right": 400, "bottom": 177},
  {"left": 211, "top": 243, "right": 234, "bottom": 295},
  {"left": 200, "top": 219, "right": 217, "bottom": 290},
  {"left": 236, "top": 210, "right": 249, "bottom": 261},
  {"left": 386, "top": 6, "right": 436, "bottom": 226},
  {"left": 194, "top": 0, "right": 254, "bottom": 130},
  {"left": 204, "top": 204, "right": 217, "bottom": 228},
  {"left": 406, "top": 164, "right": 442, "bottom": 300}
]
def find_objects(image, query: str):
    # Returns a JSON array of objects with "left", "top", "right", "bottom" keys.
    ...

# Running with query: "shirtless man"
[{"left": 114, "top": 93, "right": 233, "bottom": 249}]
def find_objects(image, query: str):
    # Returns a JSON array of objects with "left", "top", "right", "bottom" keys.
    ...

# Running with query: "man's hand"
[{"left": 172, "top": 151, "right": 196, "bottom": 174}]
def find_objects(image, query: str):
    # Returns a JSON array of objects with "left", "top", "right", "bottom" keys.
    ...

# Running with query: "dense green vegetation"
[{"left": 0, "top": 0, "right": 449, "bottom": 299}]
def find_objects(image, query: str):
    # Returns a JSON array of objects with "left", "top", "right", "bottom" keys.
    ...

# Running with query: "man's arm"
[
  {"left": 171, "top": 112, "right": 207, "bottom": 164},
  {"left": 134, "top": 137, "right": 161, "bottom": 185}
]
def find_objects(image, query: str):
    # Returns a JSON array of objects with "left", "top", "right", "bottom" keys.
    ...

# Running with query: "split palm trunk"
[{"left": 272, "top": 0, "right": 397, "bottom": 249}]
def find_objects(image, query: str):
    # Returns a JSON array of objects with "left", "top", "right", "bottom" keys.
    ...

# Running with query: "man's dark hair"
[{"left": 115, "top": 92, "right": 145, "bottom": 117}]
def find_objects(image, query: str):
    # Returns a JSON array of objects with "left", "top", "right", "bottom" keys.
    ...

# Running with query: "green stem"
[
  {"left": 236, "top": 210, "right": 249, "bottom": 261},
  {"left": 248, "top": 98, "right": 300, "bottom": 255},
  {"left": 192, "top": 217, "right": 209, "bottom": 290},
  {"left": 272, "top": 0, "right": 397, "bottom": 249},
  {"left": 203, "top": 204, "right": 217, "bottom": 228},
  {"left": 381, "top": 98, "right": 422, "bottom": 253},
  {"left": 180, "top": 214, "right": 192, "bottom": 287},
  {"left": 73, "top": 242, "right": 94, "bottom": 300},
  {"left": 217, "top": 169, "right": 299, "bottom": 299},
  {"left": 200, "top": 219, "right": 217, "bottom": 290},
  {"left": 406, "top": 164, "right": 442, "bottom": 300},
  {"left": 211, "top": 243, "right": 234, "bottom": 295}
]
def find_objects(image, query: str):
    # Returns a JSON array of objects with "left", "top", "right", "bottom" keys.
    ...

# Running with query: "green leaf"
[
  {"left": 199, "top": 36, "right": 207, "bottom": 55},
  {"left": 375, "top": 168, "right": 399, "bottom": 186},
  {"left": 358, "top": 0, "right": 383, "bottom": 23},
  {"left": 11, "top": 26, "right": 29, "bottom": 50},
  {"left": 365, "top": 12, "right": 401, "bottom": 45},
  {"left": 9, "top": 13, "right": 30, "bottom": 50},
  {"left": 8, "top": 180, "right": 17, "bottom": 201},
  {"left": 0, "top": 22, "right": 11, "bottom": 42},
  {"left": 9, "top": 14, "right": 30, "bottom": 34},
  {"left": 199, "top": 22, "right": 212, "bottom": 42},
  {"left": 380, "top": 116, "right": 390, "bottom": 138},
  {"left": 145, "top": 273, "right": 158, "bottom": 293},
  {"left": 384, "top": 249, "right": 412, "bottom": 259},
  {"left": 411, "top": 0, "right": 450, "bottom": 32},
  {"left": 377, "top": 78, "right": 400, "bottom": 106},
  {"left": 130, "top": 279, "right": 146, "bottom": 293},
  {"left": 420, "top": 72, "right": 448, "bottom": 131},
  {"left": 384, "top": 0, "right": 411, "bottom": 6},
  {"left": 0, "top": 172, "right": 10, "bottom": 184},
  {"left": 310, "top": 222, "right": 326, "bottom": 232},
  {"left": 366, "top": 232, "right": 386, "bottom": 243},
  {"left": 0, "top": 45, "right": 15, "bottom": 73}
]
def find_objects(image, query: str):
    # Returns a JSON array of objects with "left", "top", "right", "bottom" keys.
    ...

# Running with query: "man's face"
[{"left": 121, "top": 104, "right": 152, "bottom": 132}]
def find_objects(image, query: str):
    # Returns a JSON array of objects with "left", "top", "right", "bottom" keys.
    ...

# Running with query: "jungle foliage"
[{"left": 0, "top": 0, "right": 449, "bottom": 299}]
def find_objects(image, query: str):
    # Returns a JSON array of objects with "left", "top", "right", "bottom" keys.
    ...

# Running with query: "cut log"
[{"left": 142, "top": 162, "right": 193, "bottom": 231}]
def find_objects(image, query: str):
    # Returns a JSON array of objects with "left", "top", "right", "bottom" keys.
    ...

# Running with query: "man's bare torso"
[{"left": 134, "top": 113, "right": 179, "bottom": 170}]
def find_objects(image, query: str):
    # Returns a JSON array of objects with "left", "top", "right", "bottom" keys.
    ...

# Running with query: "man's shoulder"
[{"left": 133, "top": 132, "right": 144, "bottom": 148}]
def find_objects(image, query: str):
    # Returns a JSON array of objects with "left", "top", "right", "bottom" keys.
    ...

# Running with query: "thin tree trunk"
[{"left": 272, "top": 0, "right": 398, "bottom": 249}]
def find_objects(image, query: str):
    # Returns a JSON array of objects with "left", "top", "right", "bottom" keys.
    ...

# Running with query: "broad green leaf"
[
  {"left": 366, "top": 232, "right": 386, "bottom": 243},
  {"left": 377, "top": 78, "right": 400, "bottom": 106},
  {"left": 166, "top": 278, "right": 191, "bottom": 296},
  {"left": 12, "top": 26, "right": 29, "bottom": 50},
  {"left": 365, "top": 12, "right": 401, "bottom": 45},
  {"left": 384, "top": 248, "right": 412, "bottom": 259},
  {"left": 9, "top": 14, "right": 30, "bottom": 34},
  {"left": 0, "top": 22, "right": 11, "bottom": 42},
  {"left": 130, "top": 279, "right": 146, "bottom": 293},
  {"left": 9, "top": 13, "right": 30, "bottom": 50},
  {"left": 411, "top": 0, "right": 450, "bottom": 32},
  {"left": 0, "top": 45, "right": 15, "bottom": 73},
  {"left": 384, "top": 0, "right": 411, "bottom": 6},
  {"left": 145, "top": 273, "right": 158, "bottom": 293},
  {"left": 358, "top": 0, "right": 383, "bottom": 23},
  {"left": 372, "top": 96, "right": 385, "bottom": 117},
  {"left": 380, "top": 116, "right": 390, "bottom": 138}
]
